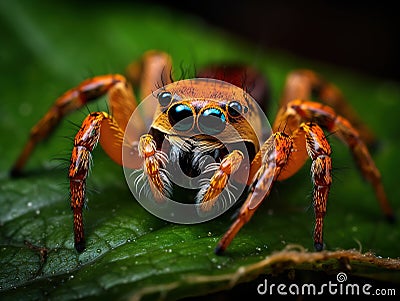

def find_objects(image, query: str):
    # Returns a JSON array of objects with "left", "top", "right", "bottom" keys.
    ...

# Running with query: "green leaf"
[{"left": 1, "top": 1, "right": 399, "bottom": 300}]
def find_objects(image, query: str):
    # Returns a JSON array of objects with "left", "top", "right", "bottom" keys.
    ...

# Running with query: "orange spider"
[{"left": 10, "top": 50, "right": 394, "bottom": 254}]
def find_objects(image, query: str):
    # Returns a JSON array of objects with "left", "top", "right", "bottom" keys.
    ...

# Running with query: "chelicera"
[{"left": 11, "top": 50, "right": 394, "bottom": 254}]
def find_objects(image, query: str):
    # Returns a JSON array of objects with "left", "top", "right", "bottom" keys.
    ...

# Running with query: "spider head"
[{"left": 151, "top": 79, "right": 260, "bottom": 149}]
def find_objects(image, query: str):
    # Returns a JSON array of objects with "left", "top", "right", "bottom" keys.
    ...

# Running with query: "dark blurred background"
[{"left": 134, "top": 0, "right": 399, "bottom": 82}]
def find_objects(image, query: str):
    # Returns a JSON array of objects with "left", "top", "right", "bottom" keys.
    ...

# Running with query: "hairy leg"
[
  {"left": 10, "top": 75, "right": 127, "bottom": 176},
  {"left": 196, "top": 150, "right": 244, "bottom": 212},
  {"left": 216, "top": 122, "right": 332, "bottom": 254},
  {"left": 277, "top": 69, "right": 375, "bottom": 146},
  {"left": 69, "top": 112, "right": 128, "bottom": 251},
  {"left": 215, "top": 133, "right": 292, "bottom": 254}
]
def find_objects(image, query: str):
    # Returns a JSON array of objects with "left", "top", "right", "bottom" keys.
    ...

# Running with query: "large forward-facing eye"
[
  {"left": 168, "top": 104, "right": 194, "bottom": 131},
  {"left": 198, "top": 108, "right": 226, "bottom": 135}
]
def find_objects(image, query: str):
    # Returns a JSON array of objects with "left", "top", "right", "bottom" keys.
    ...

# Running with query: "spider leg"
[
  {"left": 215, "top": 133, "right": 292, "bottom": 255},
  {"left": 70, "top": 110, "right": 164, "bottom": 252},
  {"left": 10, "top": 50, "right": 173, "bottom": 176},
  {"left": 277, "top": 69, "right": 375, "bottom": 146},
  {"left": 138, "top": 134, "right": 171, "bottom": 203},
  {"left": 216, "top": 122, "right": 332, "bottom": 254},
  {"left": 71, "top": 116, "right": 171, "bottom": 252},
  {"left": 298, "top": 123, "right": 332, "bottom": 251},
  {"left": 125, "top": 50, "right": 173, "bottom": 117},
  {"left": 10, "top": 74, "right": 128, "bottom": 176},
  {"left": 196, "top": 150, "right": 244, "bottom": 212},
  {"left": 279, "top": 99, "right": 394, "bottom": 221},
  {"left": 69, "top": 111, "right": 136, "bottom": 251}
]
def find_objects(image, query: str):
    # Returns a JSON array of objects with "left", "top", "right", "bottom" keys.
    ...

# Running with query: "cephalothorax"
[{"left": 11, "top": 51, "right": 394, "bottom": 253}]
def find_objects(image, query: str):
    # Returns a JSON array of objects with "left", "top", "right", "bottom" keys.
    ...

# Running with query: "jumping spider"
[{"left": 11, "top": 50, "right": 394, "bottom": 253}]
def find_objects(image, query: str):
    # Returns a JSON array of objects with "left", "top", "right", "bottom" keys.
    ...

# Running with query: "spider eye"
[
  {"left": 228, "top": 101, "right": 247, "bottom": 118},
  {"left": 168, "top": 104, "right": 194, "bottom": 131},
  {"left": 198, "top": 108, "right": 226, "bottom": 135},
  {"left": 158, "top": 91, "right": 172, "bottom": 107}
]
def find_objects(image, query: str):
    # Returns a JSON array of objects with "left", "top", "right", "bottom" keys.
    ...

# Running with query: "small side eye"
[
  {"left": 228, "top": 101, "right": 248, "bottom": 118},
  {"left": 157, "top": 91, "right": 172, "bottom": 107}
]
